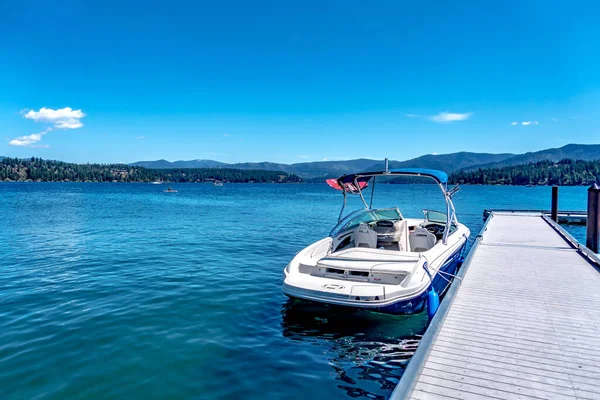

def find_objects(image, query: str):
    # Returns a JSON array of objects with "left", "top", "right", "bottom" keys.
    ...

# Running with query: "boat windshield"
[
  {"left": 330, "top": 208, "right": 402, "bottom": 237},
  {"left": 423, "top": 209, "right": 447, "bottom": 224}
]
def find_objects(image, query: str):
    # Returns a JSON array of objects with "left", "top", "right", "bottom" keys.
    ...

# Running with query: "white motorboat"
[{"left": 282, "top": 164, "right": 470, "bottom": 315}]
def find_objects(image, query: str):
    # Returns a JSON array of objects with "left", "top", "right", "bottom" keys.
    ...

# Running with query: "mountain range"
[{"left": 131, "top": 144, "right": 600, "bottom": 179}]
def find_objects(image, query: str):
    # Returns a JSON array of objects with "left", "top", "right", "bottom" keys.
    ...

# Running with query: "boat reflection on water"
[{"left": 280, "top": 299, "right": 428, "bottom": 399}]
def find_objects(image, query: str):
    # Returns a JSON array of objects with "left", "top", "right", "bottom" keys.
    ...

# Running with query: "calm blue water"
[{"left": 0, "top": 183, "right": 588, "bottom": 400}]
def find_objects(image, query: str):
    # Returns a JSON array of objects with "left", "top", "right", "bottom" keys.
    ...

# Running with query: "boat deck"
[{"left": 392, "top": 212, "right": 600, "bottom": 399}]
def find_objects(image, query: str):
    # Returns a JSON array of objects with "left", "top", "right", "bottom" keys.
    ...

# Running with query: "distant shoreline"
[
  {"left": 0, "top": 157, "right": 302, "bottom": 184},
  {"left": 0, "top": 180, "right": 303, "bottom": 184},
  {"left": 3, "top": 157, "right": 599, "bottom": 187},
  {"left": 0, "top": 181, "right": 592, "bottom": 187}
]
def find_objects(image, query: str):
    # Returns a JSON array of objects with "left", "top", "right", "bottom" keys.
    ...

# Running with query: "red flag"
[{"left": 326, "top": 179, "right": 368, "bottom": 194}]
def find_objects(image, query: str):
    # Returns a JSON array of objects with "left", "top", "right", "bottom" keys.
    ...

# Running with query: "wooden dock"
[
  {"left": 392, "top": 212, "right": 600, "bottom": 400},
  {"left": 482, "top": 209, "right": 587, "bottom": 225}
]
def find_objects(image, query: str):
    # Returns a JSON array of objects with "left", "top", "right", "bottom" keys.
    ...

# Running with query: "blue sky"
[{"left": 1, "top": 0, "right": 599, "bottom": 164}]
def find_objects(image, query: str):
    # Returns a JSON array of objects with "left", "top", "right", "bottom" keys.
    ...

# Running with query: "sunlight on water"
[{"left": 0, "top": 183, "right": 589, "bottom": 399}]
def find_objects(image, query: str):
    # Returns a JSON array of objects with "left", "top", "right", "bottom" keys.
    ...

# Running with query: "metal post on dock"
[
  {"left": 587, "top": 183, "right": 600, "bottom": 253},
  {"left": 551, "top": 186, "right": 559, "bottom": 222}
]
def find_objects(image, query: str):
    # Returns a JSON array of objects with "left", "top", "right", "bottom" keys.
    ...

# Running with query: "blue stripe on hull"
[{"left": 373, "top": 244, "right": 466, "bottom": 315}]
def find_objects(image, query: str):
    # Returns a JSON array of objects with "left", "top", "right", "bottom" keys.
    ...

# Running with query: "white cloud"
[
  {"left": 551, "top": 118, "right": 559, "bottom": 122},
  {"left": 136, "top": 136, "right": 145, "bottom": 140},
  {"left": 223, "top": 133, "right": 231, "bottom": 137},
  {"left": 55, "top": 119, "right": 83, "bottom": 129},
  {"left": 511, "top": 120, "right": 540, "bottom": 126},
  {"left": 22, "top": 107, "right": 86, "bottom": 129},
  {"left": 430, "top": 112, "right": 472, "bottom": 123},
  {"left": 8, "top": 129, "right": 51, "bottom": 147},
  {"left": 8, "top": 106, "right": 85, "bottom": 147},
  {"left": 405, "top": 114, "right": 417, "bottom": 117}
]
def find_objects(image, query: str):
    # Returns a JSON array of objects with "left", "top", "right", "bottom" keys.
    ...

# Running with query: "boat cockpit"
[{"left": 330, "top": 207, "right": 456, "bottom": 254}]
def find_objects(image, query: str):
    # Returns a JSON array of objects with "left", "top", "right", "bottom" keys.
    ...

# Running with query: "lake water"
[{"left": 0, "top": 183, "right": 589, "bottom": 400}]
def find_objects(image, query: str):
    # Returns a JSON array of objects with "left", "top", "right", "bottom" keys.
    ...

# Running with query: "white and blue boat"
[{"left": 283, "top": 163, "right": 470, "bottom": 315}]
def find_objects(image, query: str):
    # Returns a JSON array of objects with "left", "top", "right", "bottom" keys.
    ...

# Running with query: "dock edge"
[{"left": 390, "top": 212, "right": 495, "bottom": 399}]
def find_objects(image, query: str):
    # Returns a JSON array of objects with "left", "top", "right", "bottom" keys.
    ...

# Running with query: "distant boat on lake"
[
  {"left": 213, "top": 181, "right": 224, "bottom": 186},
  {"left": 151, "top": 181, "right": 162, "bottom": 184},
  {"left": 163, "top": 187, "right": 178, "bottom": 193}
]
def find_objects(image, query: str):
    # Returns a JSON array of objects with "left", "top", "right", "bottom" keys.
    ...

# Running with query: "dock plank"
[{"left": 392, "top": 213, "right": 600, "bottom": 399}]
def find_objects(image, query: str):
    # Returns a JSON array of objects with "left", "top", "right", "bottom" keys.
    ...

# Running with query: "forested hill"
[
  {"left": 450, "top": 159, "right": 600, "bottom": 186},
  {"left": 131, "top": 144, "right": 600, "bottom": 179},
  {"left": 0, "top": 157, "right": 302, "bottom": 183}
]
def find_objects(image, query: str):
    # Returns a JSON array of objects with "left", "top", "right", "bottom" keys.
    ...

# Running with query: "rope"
[
  {"left": 422, "top": 261, "right": 462, "bottom": 283},
  {"left": 422, "top": 260, "right": 463, "bottom": 298},
  {"left": 438, "top": 268, "right": 463, "bottom": 283}
]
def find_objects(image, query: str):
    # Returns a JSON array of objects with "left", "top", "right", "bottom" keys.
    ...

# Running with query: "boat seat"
[
  {"left": 409, "top": 227, "right": 437, "bottom": 252},
  {"left": 374, "top": 220, "right": 401, "bottom": 240},
  {"left": 354, "top": 223, "right": 377, "bottom": 249},
  {"left": 375, "top": 220, "right": 409, "bottom": 251}
]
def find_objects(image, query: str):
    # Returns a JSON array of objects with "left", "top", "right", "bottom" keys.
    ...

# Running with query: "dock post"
[
  {"left": 551, "top": 186, "right": 559, "bottom": 222},
  {"left": 587, "top": 183, "right": 600, "bottom": 253}
]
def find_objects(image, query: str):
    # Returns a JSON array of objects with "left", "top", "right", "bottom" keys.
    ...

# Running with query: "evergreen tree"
[
  {"left": 450, "top": 159, "right": 600, "bottom": 186},
  {"left": 0, "top": 158, "right": 303, "bottom": 183}
]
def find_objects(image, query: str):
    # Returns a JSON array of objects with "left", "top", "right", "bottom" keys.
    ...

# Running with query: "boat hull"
[
  {"left": 374, "top": 245, "right": 464, "bottom": 314},
  {"left": 283, "top": 243, "right": 466, "bottom": 315}
]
